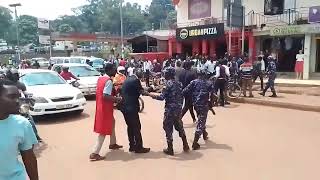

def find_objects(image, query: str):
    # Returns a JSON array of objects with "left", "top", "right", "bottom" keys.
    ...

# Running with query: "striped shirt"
[{"left": 240, "top": 63, "right": 253, "bottom": 80}]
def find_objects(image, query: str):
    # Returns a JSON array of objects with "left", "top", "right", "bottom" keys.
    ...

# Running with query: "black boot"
[
  {"left": 192, "top": 134, "right": 201, "bottom": 150},
  {"left": 181, "top": 136, "right": 190, "bottom": 152},
  {"left": 269, "top": 91, "right": 277, "bottom": 97},
  {"left": 203, "top": 130, "right": 209, "bottom": 141},
  {"left": 163, "top": 141, "right": 174, "bottom": 156},
  {"left": 259, "top": 89, "right": 266, "bottom": 96}
]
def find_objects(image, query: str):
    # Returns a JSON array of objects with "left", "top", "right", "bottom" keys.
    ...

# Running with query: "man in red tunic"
[{"left": 90, "top": 63, "right": 123, "bottom": 161}]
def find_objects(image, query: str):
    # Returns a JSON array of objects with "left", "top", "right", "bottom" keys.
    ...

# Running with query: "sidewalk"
[
  {"left": 231, "top": 92, "right": 320, "bottom": 113},
  {"left": 273, "top": 78, "right": 320, "bottom": 87}
]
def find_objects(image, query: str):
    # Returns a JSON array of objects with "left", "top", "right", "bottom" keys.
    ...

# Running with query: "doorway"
[{"left": 316, "top": 39, "right": 320, "bottom": 72}]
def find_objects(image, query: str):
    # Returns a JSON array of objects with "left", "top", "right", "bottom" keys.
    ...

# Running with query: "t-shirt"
[
  {"left": 0, "top": 115, "right": 38, "bottom": 180},
  {"left": 127, "top": 67, "right": 135, "bottom": 76},
  {"left": 296, "top": 54, "right": 304, "bottom": 62},
  {"left": 103, "top": 79, "right": 113, "bottom": 96}
]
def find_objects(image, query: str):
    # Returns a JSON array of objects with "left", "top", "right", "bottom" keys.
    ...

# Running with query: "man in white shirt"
[
  {"left": 204, "top": 58, "right": 217, "bottom": 77},
  {"left": 127, "top": 65, "right": 135, "bottom": 77},
  {"left": 214, "top": 60, "right": 230, "bottom": 107},
  {"left": 143, "top": 60, "right": 152, "bottom": 87}
]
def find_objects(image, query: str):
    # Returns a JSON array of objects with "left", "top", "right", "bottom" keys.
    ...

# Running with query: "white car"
[
  {"left": 19, "top": 69, "right": 87, "bottom": 116},
  {"left": 51, "top": 63, "right": 100, "bottom": 96}
]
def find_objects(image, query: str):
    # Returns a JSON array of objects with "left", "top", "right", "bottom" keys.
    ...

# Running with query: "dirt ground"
[{"left": 34, "top": 97, "right": 320, "bottom": 180}]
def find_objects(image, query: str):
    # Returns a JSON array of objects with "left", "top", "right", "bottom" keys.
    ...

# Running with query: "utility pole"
[
  {"left": 120, "top": 0, "right": 124, "bottom": 59},
  {"left": 9, "top": 3, "right": 22, "bottom": 63}
]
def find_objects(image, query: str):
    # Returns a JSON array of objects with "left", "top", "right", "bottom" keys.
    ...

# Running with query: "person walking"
[
  {"left": 180, "top": 61, "right": 197, "bottom": 123},
  {"left": 0, "top": 79, "right": 39, "bottom": 180},
  {"left": 295, "top": 50, "right": 304, "bottom": 80},
  {"left": 214, "top": 60, "right": 230, "bottom": 106},
  {"left": 120, "top": 70, "right": 150, "bottom": 153},
  {"left": 149, "top": 67, "right": 190, "bottom": 156},
  {"left": 183, "top": 69, "right": 214, "bottom": 150},
  {"left": 259, "top": 55, "right": 278, "bottom": 97},
  {"left": 240, "top": 58, "right": 254, "bottom": 97},
  {"left": 143, "top": 59, "right": 152, "bottom": 87},
  {"left": 253, "top": 56, "right": 265, "bottom": 91},
  {"left": 90, "top": 63, "right": 123, "bottom": 161}
]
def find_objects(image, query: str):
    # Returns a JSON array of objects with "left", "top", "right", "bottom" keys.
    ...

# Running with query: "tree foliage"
[
  {"left": 18, "top": 15, "right": 38, "bottom": 45},
  {"left": 0, "top": 6, "right": 13, "bottom": 40},
  {"left": 1, "top": 0, "right": 177, "bottom": 46}
]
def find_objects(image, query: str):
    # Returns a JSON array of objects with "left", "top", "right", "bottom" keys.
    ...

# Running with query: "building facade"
[{"left": 171, "top": 0, "right": 320, "bottom": 79}]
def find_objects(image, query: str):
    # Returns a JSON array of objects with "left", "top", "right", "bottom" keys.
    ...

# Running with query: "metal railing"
[{"left": 177, "top": 6, "right": 312, "bottom": 30}]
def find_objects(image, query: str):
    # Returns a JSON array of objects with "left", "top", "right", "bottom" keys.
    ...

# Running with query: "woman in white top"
[{"left": 295, "top": 50, "right": 304, "bottom": 80}]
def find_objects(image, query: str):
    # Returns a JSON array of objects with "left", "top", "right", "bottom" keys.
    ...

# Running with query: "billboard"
[
  {"left": 309, "top": 6, "right": 320, "bottom": 23},
  {"left": 188, "top": 0, "right": 211, "bottom": 20},
  {"left": 39, "top": 35, "right": 50, "bottom": 45},
  {"left": 176, "top": 23, "right": 224, "bottom": 41},
  {"left": 37, "top": 18, "right": 50, "bottom": 29}
]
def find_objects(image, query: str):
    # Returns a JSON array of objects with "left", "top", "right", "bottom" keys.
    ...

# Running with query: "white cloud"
[{"left": 0, "top": 0, "right": 152, "bottom": 20}]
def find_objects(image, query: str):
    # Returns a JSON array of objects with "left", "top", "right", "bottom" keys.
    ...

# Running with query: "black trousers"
[
  {"left": 214, "top": 79, "right": 226, "bottom": 106},
  {"left": 181, "top": 97, "right": 196, "bottom": 122},
  {"left": 253, "top": 73, "right": 264, "bottom": 90},
  {"left": 145, "top": 70, "right": 150, "bottom": 87},
  {"left": 122, "top": 110, "right": 143, "bottom": 149}
]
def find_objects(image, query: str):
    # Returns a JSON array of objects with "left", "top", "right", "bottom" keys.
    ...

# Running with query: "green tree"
[
  {"left": 53, "top": 15, "right": 87, "bottom": 33},
  {"left": 0, "top": 6, "right": 13, "bottom": 40},
  {"left": 147, "top": 0, "right": 175, "bottom": 30},
  {"left": 18, "top": 15, "right": 38, "bottom": 45},
  {"left": 58, "top": 24, "right": 75, "bottom": 33}
]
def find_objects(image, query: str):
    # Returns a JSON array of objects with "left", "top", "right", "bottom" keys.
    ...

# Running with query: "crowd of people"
[
  {"left": 89, "top": 51, "right": 279, "bottom": 161},
  {"left": 0, "top": 50, "right": 279, "bottom": 180}
]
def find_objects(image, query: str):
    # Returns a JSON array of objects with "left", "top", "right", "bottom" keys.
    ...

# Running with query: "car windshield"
[
  {"left": 70, "top": 58, "right": 84, "bottom": 64},
  {"left": 21, "top": 72, "right": 66, "bottom": 86},
  {"left": 69, "top": 66, "right": 101, "bottom": 77},
  {"left": 90, "top": 58, "right": 104, "bottom": 66}
]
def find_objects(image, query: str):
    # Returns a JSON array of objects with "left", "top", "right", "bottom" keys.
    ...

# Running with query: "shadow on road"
[
  {"left": 103, "top": 149, "right": 203, "bottom": 162},
  {"left": 35, "top": 112, "right": 90, "bottom": 125},
  {"left": 202, "top": 140, "right": 233, "bottom": 151}
]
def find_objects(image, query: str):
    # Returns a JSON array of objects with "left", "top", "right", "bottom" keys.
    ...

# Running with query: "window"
[
  {"left": 21, "top": 72, "right": 66, "bottom": 86},
  {"left": 264, "top": 0, "right": 284, "bottom": 15}
]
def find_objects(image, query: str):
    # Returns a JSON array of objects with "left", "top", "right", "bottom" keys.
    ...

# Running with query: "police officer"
[
  {"left": 259, "top": 55, "right": 277, "bottom": 97},
  {"left": 183, "top": 69, "right": 214, "bottom": 150},
  {"left": 149, "top": 67, "right": 189, "bottom": 156}
]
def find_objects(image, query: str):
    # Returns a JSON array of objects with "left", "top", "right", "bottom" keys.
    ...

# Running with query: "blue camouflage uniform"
[
  {"left": 263, "top": 58, "right": 277, "bottom": 94},
  {"left": 183, "top": 77, "right": 214, "bottom": 136},
  {"left": 154, "top": 68, "right": 186, "bottom": 143}
]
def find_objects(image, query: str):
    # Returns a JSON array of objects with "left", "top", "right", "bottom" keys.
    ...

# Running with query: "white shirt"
[
  {"left": 296, "top": 54, "right": 304, "bottom": 62},
  {"left": 127, "top": 67, "right": 135, "bottom": 76},
  {"left": 215, "top": 65, "right": 230, "bottom": 78},
  {"left": 143, "top": 61, "right": 152, "bottom": 72},
  {"left": 261, "top": 60, "right": 266, "bottom": 71},
  {"left": 205, "top": 60, "right": 216, "bottom": 73}
]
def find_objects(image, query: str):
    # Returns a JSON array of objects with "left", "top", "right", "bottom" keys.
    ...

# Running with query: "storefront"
[
  {"left": 171, "top": 23, "right": 225, "bottom": 58},
  {"left": 263, "top": 23, "right": 320, "bottom": 79}
]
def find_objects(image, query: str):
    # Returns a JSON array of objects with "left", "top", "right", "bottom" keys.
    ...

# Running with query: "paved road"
[{"left": 35, "top": 97, "right": 320, "bottom": 180}]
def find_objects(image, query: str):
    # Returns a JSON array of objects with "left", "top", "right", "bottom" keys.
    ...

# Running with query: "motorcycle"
[{"left": 19, "top": 94, "right": 42, "bottom": 142}]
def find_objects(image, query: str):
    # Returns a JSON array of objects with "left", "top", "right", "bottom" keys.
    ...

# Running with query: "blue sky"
[{"left": 0, "top": 0, "right": 152, "bottom": 20}]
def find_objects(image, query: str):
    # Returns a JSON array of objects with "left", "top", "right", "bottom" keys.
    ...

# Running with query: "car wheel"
[{"left": 74, "top": 110, "right": 84, "bottom": 115}]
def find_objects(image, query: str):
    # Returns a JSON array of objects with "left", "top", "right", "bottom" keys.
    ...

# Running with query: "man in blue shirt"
[{"left": 0, "top": 79, "right": 39, "bottom": 180}]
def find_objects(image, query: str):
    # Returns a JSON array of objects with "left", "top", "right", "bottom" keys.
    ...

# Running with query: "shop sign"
[
  {"left": 176, "top": 23, "right": 224, "bottom": 41},
  {"left": 270, "top": 24, "right": 320, "bottom": 36}
]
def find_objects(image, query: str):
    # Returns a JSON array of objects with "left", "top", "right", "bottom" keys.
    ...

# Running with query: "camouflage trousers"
[
  {"left": 163, "top": 108, "right": 186, "bottom": 143},
  {"left": 194, "top": 106, "right": 209, "bottom": 136}
]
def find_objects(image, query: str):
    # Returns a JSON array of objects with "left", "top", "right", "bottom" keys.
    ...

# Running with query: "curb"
[{"left": 230, "top": 98, "right": 320, "bottom": 113}]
